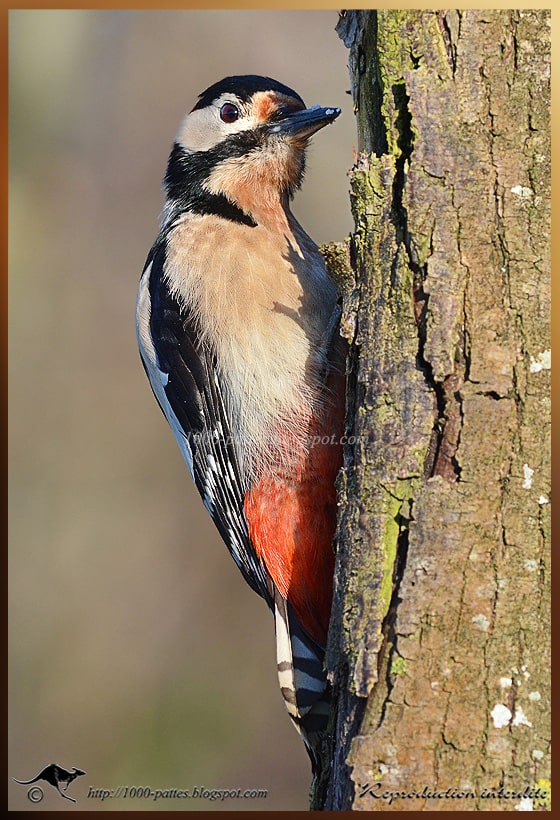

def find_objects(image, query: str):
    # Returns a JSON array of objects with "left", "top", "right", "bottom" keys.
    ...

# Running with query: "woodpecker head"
[{"left": 163, "top": 75, "right": 341, "bottom": 228}]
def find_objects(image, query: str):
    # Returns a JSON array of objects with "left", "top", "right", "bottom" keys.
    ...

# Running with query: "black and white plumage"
[
  {"left": 138, "top": 237, "right": 271, "bottom": 602},
  {"left": 136, "top": 76, "right": 344, "bottom": 788}
]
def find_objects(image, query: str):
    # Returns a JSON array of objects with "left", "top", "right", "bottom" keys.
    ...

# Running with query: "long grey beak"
[{"left": 268, "top": 105, "right": 341, "bottom": 139}]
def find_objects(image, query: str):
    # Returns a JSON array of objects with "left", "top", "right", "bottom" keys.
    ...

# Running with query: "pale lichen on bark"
[{"left": 324, "top": 9, "right": 550, "bottom": 812}]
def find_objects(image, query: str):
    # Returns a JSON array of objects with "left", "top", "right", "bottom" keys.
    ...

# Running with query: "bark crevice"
[{"left": 377, "top": 498, "right": 412, "bottom": 728}]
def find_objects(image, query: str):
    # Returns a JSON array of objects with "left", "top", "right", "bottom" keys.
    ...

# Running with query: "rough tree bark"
[{"left": 321, "top": 9, "right": 550, "bottom": 812}]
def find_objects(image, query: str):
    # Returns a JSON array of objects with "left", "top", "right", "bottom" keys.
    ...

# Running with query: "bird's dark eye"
[{"left": 220, "top": 103, "right": 239, "bottom": 123}]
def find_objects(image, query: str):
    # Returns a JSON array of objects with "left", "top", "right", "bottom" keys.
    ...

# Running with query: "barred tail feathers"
[{"left": 273, "top": 590, "right": 331, "bottom": 774}]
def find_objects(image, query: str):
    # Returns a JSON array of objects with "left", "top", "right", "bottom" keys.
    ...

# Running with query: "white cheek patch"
[{"left": 176, "top": 97, "right": 257, "bottom": 152}]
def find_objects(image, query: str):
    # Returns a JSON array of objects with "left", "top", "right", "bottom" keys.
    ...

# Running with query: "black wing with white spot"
[{"left": 138, "top": 238, "right": 272, "bottom": 607}]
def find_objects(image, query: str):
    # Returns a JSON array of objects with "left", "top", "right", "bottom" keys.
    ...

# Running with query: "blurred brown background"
[{"left": 8, "top": 8, "right": 355, "bottom": 812}]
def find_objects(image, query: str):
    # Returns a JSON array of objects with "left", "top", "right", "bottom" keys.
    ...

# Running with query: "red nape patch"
[{"left": 244, "top": 370, "right": 345, "bottom": 646}]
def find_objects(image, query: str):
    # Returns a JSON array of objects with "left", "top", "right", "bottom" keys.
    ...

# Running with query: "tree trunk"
[{"left": 322, "top": 9, "right": 550, "bottom": 811}]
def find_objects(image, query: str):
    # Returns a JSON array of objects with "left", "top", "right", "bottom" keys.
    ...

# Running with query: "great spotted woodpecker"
[{"left": 136, "top": 75, "right": 345, "bottom": 777}]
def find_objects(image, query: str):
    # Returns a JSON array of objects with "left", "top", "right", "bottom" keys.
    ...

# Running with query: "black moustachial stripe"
[
  {"left": 164, "top": 143, "right": 257, "bottom": 227},
  {"left": 192, "top": 74, "right": 305, "bottom": 112}
]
